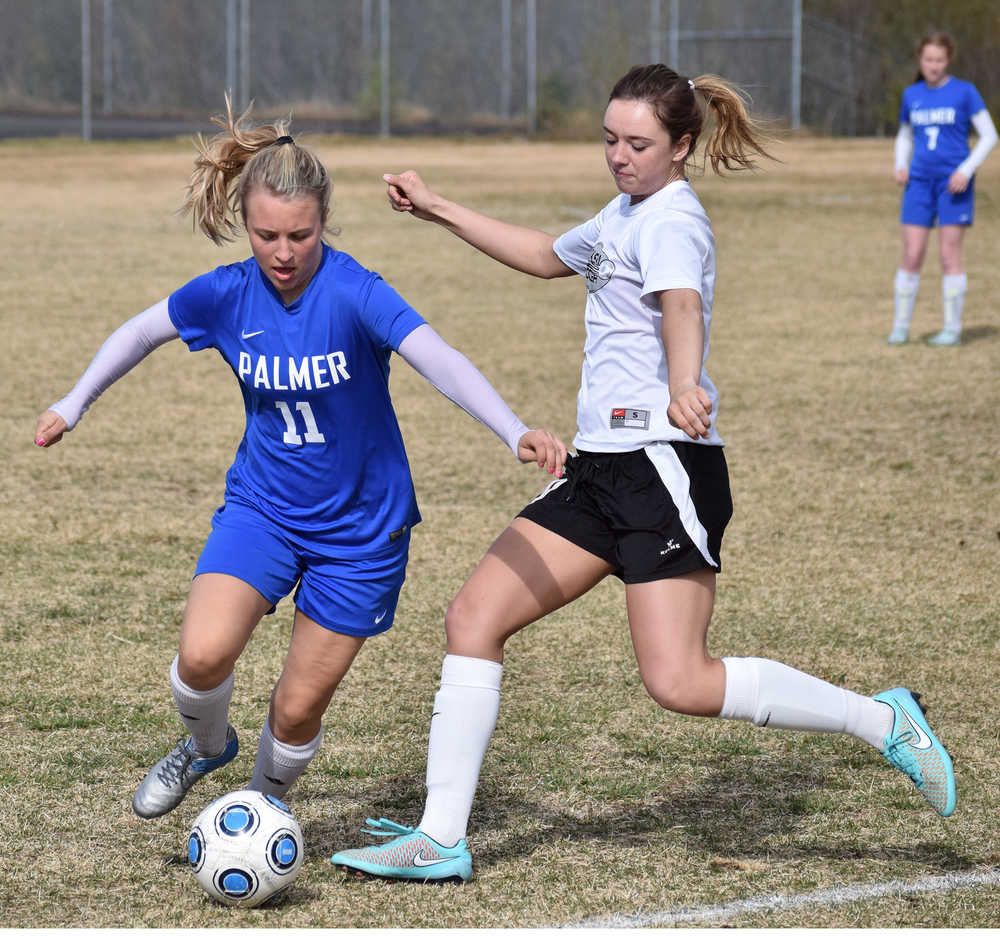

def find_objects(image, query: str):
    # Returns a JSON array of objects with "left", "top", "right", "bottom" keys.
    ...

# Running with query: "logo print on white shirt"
[
  {"left": 241, "top": 328, "right": 264, "bottom": 339},
  {"left": 584, "top": 242, "right": 615, "bottom": 293}
]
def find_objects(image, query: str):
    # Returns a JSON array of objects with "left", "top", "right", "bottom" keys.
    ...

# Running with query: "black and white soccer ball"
[{"left": 188, "top": 790, "right": 304, "bottom": 907}]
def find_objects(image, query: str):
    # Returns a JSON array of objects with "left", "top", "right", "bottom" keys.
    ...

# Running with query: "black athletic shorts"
[{"left": 517, "top": 443, "right": 733, "bottom": 584}]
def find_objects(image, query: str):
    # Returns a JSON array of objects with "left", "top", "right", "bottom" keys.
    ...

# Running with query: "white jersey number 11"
[{"left": 274, "top": 400, "right": 326, "bottom": 444}]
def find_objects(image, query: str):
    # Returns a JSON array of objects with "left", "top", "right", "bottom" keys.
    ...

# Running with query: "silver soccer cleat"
[{"left": 132, "top": 724, "right": 238, "bottom": 819}]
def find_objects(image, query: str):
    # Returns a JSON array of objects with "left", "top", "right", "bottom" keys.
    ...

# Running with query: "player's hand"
[
  {"left": 516, "top": 429, "right": 567, "bottom": 477},
  {"left": 667, "top": 385, "right": 712, "bottom": 440},
  {"left": 894, "top": 168, "right": 909, "bottom": 186},
  {"left": 947, "top": 170, "right": 970, "bottom": 194},
  {"left": 35, "top": 410, "right": 68, "bottom": 448},
  {"left": 383, "top": 170, "right": 439, "bottom": 222}
]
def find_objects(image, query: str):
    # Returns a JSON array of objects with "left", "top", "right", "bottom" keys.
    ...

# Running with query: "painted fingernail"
[{"left": 35, "top": 438, "right": 46, "bottom": 446}]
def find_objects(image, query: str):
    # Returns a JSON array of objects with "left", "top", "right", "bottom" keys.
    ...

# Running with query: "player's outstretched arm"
[
  {"left": 34, "top": 298, "right": 179, "bottom": 448},
  {"left": 383, "top": 170, "right": 574, "bottom": 280},
  {"left": 397, "top": 323, "right": 566, "bottom": 476}
]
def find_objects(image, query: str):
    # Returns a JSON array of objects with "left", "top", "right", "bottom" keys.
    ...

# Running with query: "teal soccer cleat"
[
  {"left": 926, "top": 328, "right": 961, "bottom": 346},
  {"left": 331, "top": 818, "right": 472, "bottom": 882},
  {"left": 874, "top": 688, "right": 956, "bottom": 817},
  {"left": 887, "top": 326, "right": 909, "bottom": 345}
]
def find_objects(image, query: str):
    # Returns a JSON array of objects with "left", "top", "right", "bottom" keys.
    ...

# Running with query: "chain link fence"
[{"left": 0, "top": 0, "right": 902, "bottom": 139}]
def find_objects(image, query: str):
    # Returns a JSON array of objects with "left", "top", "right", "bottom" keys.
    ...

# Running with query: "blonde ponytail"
[{"left": 180, "top": 93, "right": 332, "bottom": 245}]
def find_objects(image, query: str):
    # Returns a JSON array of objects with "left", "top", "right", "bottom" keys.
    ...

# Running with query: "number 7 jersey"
[
  {"left": 168, "top": 244, "right": 425, "bottom": 555},
  {"left": 900, "top": 76, "right": 986, "bottom": 178}
]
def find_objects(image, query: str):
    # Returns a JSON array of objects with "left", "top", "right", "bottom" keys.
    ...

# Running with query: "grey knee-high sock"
[
  {"left": 248, "top": 718, "right": 322, "bottom": 799},
  {"left": 170, "top": 655, "right": 233, "bottom": 756}
]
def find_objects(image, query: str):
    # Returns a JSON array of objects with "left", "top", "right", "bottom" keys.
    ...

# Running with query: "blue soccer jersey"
[
  {"left": 899, "top": 77, "right": 986, "bottom": 178},
  {"left": 168, "top": 244, "right": 425, "bottom": 555}
]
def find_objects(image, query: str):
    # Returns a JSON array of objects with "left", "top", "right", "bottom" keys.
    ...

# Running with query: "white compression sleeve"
[
  {"left": 956, "top": 109, "right": 998, "bottom": 178},
  {"left": 397, "top": 323, "right": 530, "bottom": 456},
  {"left": 49, "top": 298, "right": 179, "bottom": 429},
  {"left": 894, "top": 123, "right": 913, "bottom": 171}
]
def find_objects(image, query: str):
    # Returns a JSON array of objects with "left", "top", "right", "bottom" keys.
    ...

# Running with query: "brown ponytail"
[
  {"left": 690, "top": 74, "right": 774, "bottom": 173},
  {"left": 609, "top": 65, "right": 774, "bottom": 175}
]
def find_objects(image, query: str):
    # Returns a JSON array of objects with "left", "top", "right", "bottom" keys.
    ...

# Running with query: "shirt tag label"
[{"left": 610, "top": 408, "right": 650, "bottom": 429}]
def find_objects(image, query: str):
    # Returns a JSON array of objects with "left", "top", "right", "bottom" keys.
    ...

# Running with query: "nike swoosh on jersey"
[
  {"left": 374, "top": 609, "right": 388, "bottom": 624},
  {"left": 412, "top": 852, "right": 453, "bottom": 867},
  {"left": 241, "top": 329, "right": 264, "bottom": 339}
]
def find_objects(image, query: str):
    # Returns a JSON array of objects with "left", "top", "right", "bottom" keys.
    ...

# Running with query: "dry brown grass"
[{"left": 1, "top": 132, "right": 998, "bottom": 927}]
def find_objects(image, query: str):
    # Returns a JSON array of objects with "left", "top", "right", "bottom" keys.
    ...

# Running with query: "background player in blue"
[
  {"left": 889, "top": 31, "right": 997, "bottom": 346},
  {"left": 33, "top": 98, "right": 567, "bottom": 819}
]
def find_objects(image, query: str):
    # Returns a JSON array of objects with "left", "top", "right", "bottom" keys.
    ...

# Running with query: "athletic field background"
[{"left": 1, "top": 133, "right": 998, "bottom": 927}]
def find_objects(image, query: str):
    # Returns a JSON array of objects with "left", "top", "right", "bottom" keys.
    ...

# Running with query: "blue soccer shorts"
[
  {"left": 901, "top": 174, "right": 975, "bottom": 227},
  {"left": 194, "top": 499, "right": 410, "bottom": 638}
]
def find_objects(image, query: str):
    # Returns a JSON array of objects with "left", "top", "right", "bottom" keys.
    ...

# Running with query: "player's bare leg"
[
  {"left": 627, "top": 572, "right": 955, "bottom": 815},
  {"left": 444, "top": 517, "right": 615, "bottom": 661},
  {"left": 133, "top": 574, "right": 270, "bottom": 818},
  {"left": 626, "top": 569, "right": 724, "bottom": 714},
  {"left": 248, "top": 611, "right": 365, "bottom": 798},
  {"left": 331, "top": 518, "right": 613, "bottom": 879}
]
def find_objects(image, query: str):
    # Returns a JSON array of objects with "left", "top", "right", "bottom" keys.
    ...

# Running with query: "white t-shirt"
[{"left": 553, "top": 179, "right": 721, "bottom": 452}]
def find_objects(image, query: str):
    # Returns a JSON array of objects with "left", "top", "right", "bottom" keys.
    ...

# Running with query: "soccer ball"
[{"left": 188, "top": 790, "right": 304, "bottom": 907}]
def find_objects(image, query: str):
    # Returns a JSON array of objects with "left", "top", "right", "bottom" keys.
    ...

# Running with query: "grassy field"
[{"left": 1, "top": 130, "right": 998, "bottom": 928}]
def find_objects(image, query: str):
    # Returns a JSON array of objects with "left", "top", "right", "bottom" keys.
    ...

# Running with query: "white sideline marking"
[{"left": 567, "top": 869, "right": 1000, "bottom": 928}]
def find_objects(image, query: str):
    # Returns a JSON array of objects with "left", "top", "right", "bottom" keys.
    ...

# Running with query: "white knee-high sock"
[
  {"left": 419, "top": 654, "right": 503, "bottom": 847},
  {"left": 248, "top": 718, "right": 322, "bottom": 799},
  {"left": 719, "top": 657, "right": 893, "bottom": 751},
  {"left": 170, "top": 655, "right": 233, "bottom": 756},
  {"left": 893, "top": 269, "right": 921, "bottom": 330},
  {"left": 942, "top": 272, "right": 967, "bottom": 333}
]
